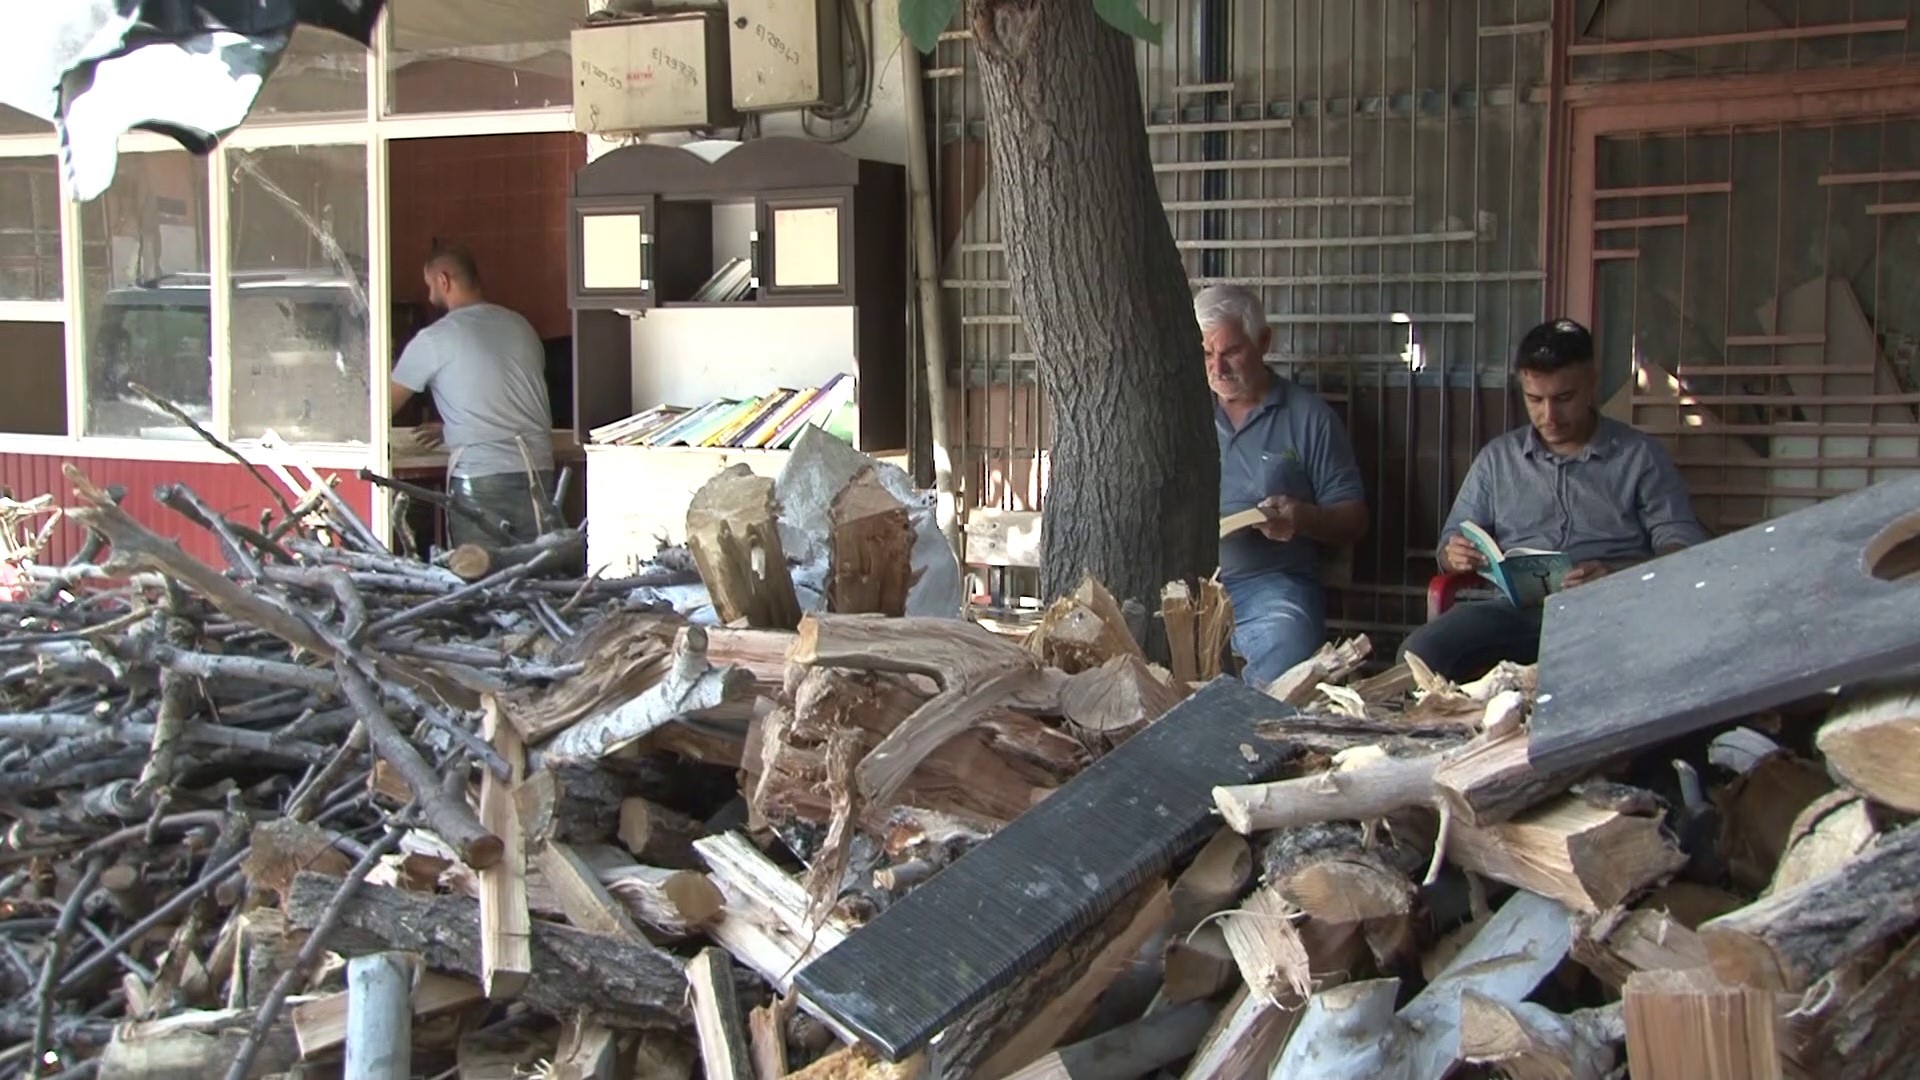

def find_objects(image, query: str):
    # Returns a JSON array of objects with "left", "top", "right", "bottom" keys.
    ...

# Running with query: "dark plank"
[
  {"left": 1530, "top": 474, "right": 1920, "bottom": 774},
  {"left": 792, "top": 677, "right": 1299, "bottom": 1059}
]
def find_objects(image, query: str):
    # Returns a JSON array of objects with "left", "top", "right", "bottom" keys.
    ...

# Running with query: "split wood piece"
[
  {"left": 829, "top": 466, "right": 917, "bottom": 616},
  {"left": 685, "top": 464, "right": 803, "bottom": 629},
  {"left": 802, "top": 728, "right": 865, "bottom": 924},
  {"left": 533, "top": 842, "right": 645, "bottom": 941},
  {"left": 1192, "top": 578, "right": 1233, "bottom": 681},
  {"left": 501, "top": 612, "right": 681, "bottom": 742},
  {"left": 1768, "top": 790, "right": 1886, "bottom": 896},
  {"left": 1161, "top": 925, "right": 1236, "bottom": 1003},
  {"left": 785, "top": 1047, "right": 925, "bottom": 1080},
  {"left": 344, "top": 952, "right": 415, "bottom": 1080},
  {"left": 336, "top": 660, "right": 502, "bottom": 870},
  {"left": 444, "top": 528, "right": 586, "bottom": 582},
  {"left": 549, "top": 1016, "right": 618, "bottom": 1080},
  {"left": 1622, "top": 968, "right": 1781, "bottom": 1080},
  {"left": 539, "top": 626, "right": 755, "bottom": 765},
  {"left": 95, "top": 1007, "right": 301, "bottom": 1080},
  {"left": 477, "top": 700, "right": 531, "bottom": 1000},
  {"left": 1433, "top": 716, "right": 1587, "bottom": 828},
  {"left": 687, "top": 948, "right": 752, "bottom": 1080},
  {"left": 1167, "top": 829, "right": 1252, "bottom": 939},
  {"left": 283, "top": 872, "right": 687, "bottom": 1027},
  {"left": 1213, "top": 746, "right": 1438, "bottom": 835},
  {"left": 1459, "top": 994, "right": 1624, "bottom": 1080},
  {"left": 1160, "top": 581, "right": 1199, "bottom": 686},
  {"left": 1569, "top": 908, "right": 1710, "bottom": 991},
  {"left": 1445, "top": 794, "right": 1687, "bottom": 913},
  {"left": 1003, "top": 999, "right": 1216, "bottom": 1080},
  {"left": 974, "top": 883, "right": 1175, "bottom": 1080},
  {"left": 514, "top": 765, "right": 628, "bottom": 850},
  {"left": 1351, "top": 662, "right": 1416, "bottom": 703},
  {"left": 1266, "top": 978, "right": 1401, "bottom": 1077},
  {"left": 705, "top": 626, "right": 798, "bottom": 697},
  {"left": 1803, "top": 931, "right": 1920, "bottom": 1078},
  {"left": 1816, "top": 685, "right": 1920, "bottom": 813},
  {"left": 1264, "top": 636, "right": 1372, "bottom": 706},
  {"left": 290, "top": 972, "right": 482, "bottom": 1059},
  {"left": 1258, "top": 821, "right": 1419, "bottom": 926},
  {"left": 1023, "top": 574, "right": 1146, "bottom": 674},
  {"left": 1059, "top": 654, "right": 1181, "bottom": 748},
  {"left": 597, "top": 863, "right": 725, "bottom": 937},
  {"left": 1700, "top": 819, "right": 1920, "bottom": 992},
  {"left": 1715, "top": 750, "right": 1833, "bottom": 894},
  {"left": 1219, "top": 884, "right": 1313, "bottom": 1006},
  {"left": 748, "top": 1002, "right": 788, "bottom": 1080},
  {"left": 242, "top": 819, "right": 353, "bottom": 898},
  {"left": 618, "top": 796, "right": 704, "bottom": 869},
  {"left": 1179, "top": 985, "right": 1295, "bottom": 1080},
  {"left": 791, "top": 614, "right": 1043, "bottom": 801}
]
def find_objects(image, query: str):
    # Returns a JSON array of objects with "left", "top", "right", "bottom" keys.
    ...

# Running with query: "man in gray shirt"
[
  {"left": 1401, "top": 318, "right": 1709, "bottom": 680},
  {"left": 390, "top": 245, "right": 556, "bottom": 546},
  {"left": 1201, "top": 285, "right": 1370, "bottom": 687}
]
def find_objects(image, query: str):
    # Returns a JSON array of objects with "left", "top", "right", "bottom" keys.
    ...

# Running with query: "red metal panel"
[{"left": 0, "top": 453, "right": 374, "bottom": 567}]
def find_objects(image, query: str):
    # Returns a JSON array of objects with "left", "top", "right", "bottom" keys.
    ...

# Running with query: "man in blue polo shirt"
[
  {"left": 1400, "top": 318, "right": 1709, "bottom": 680},
  {"left": 1199, "top": 285, "right": 1370, "bottom": 687}
]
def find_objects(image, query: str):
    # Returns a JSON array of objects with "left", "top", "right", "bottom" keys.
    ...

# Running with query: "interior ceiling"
[{"left": 389, "top": 0, "right": 579, "bottom": 52}]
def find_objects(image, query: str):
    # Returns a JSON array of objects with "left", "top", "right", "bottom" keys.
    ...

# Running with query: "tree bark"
[{"left": 968, "top": 0, "right": 1217, "bottom": 646}]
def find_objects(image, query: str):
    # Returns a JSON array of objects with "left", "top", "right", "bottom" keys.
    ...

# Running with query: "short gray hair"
[{"left": 1193, "top": 284, "right": 1266, "bottom": 341}]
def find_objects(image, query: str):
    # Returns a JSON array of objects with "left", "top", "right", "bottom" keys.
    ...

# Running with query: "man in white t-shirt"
[{"left": 389, "top": 245, "right": 556, "bottom": 546}]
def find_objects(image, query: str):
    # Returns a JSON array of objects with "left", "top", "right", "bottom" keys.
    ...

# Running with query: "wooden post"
[
  {"left": 477, "top": 700, "right": 530, "bottom": 999},
  {"left": 345, "top": 953, "right": 415, "bottom": 1080}
]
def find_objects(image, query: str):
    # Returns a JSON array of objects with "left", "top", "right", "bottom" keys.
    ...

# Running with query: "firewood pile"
[{"left": 3, "top": 441, "right": 1913, "bottom": 1080}]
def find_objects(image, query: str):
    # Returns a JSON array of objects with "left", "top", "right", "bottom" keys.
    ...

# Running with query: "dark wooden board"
[
  {"left": 1530, "top": 474, "right": 1920, "bottom": 774},
  {"left": 792, "top": 677, "right": 1298, "bottom": 1060}
]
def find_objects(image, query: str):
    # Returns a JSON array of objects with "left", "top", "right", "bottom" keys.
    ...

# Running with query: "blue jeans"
[{"left": 1222, "top": 569, "right": 1327, "bottom": 687}]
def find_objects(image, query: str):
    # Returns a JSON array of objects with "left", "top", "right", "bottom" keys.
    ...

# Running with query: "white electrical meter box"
[
  {"left": 724, "top": 0, "right": 844, "bottom": 112},
  {"left": 572, "top": 14, "right": 740, "bottom": 134}
]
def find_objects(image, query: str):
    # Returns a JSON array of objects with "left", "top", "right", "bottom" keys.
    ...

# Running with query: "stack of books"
[{"left": 588, "top": 373, "right": 856, "bottom": 451}]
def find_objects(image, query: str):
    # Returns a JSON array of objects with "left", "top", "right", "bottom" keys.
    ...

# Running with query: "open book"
[
  {"left": 1457, "top": 520, "right": 1571, "bottom": 609},
  {"left": 1219, "top": 508, "right": 1268, "bottom": 539}
]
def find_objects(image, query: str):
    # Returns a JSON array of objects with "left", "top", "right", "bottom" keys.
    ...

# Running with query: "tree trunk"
[{"left": 969, "top": 0, "right": 1218, "bottom": 647}]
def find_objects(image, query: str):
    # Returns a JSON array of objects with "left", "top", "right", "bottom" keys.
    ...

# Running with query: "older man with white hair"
[{"left": 1198, "top": 284, "right": 1370, "bottom": 686}]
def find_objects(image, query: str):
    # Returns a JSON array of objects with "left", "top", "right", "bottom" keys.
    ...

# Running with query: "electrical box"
[
  {"left": 724, "top": 0, "right": 843, "bottom": 112},
  {"left": 572, "top": 14, "right": 739, "bottom": 134}
]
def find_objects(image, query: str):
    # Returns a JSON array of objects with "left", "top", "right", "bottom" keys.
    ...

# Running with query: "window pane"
[
  {"left": 80, "top": 153, "right": 211, "bottom": 440},
  {"left": 387, "top": 0, "right": 573, "bottom": 114},
  {"left": 252, "top": 27, "right": 369, "bottom": 118},
  {"left": 0, "top": 322, "right": 67, "bottom": 435},
  {"left": 228, "top": 144, "right": 371, "bottom": 444},
  {"left": 0, "top": 158, "right": 62, "bottom": 300}
]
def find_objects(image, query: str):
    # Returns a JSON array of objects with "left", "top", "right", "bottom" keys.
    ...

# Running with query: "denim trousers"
[
  {"left": 1222, "top": 568, "right": 1327, "bottom": 687},
  {"left": 448, "top": 470, "right": 555, "bottom": 547}
]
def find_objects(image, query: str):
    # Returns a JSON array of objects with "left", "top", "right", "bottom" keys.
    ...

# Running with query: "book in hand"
[{"left": 1456, "top": 520, "right": 1572, "bottom": 609}]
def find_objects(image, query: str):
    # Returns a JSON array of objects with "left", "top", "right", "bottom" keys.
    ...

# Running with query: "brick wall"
[{"left": 387, "top": 133, "right": 584, "bottom": 340}]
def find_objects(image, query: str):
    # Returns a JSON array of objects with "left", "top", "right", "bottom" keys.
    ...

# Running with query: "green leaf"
[
  {"left": 1092, "top": 0, "right": 1162, "bottom": 43},
  {"left": 900, "top": 0, "right": 960, "bottom": 54}
]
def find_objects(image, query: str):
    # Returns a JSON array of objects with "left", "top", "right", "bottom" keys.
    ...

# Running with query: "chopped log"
[
  {"left": 1803, "top": 931, "right": 1920, "bottom": 1079},
  {"left": 597, "top": 863, "right": 725, "bottom": 937},
  {"left": 1003, "top": 1000, "right": 1216, "bottom": 1080},
  {"left": 1059, "top": 654, "right": 1180, "bottom": 748},
  {"left": 96, "top": 1008, "right": 300, "bottom": 1080},
  {"left": 241, "top": 819, "right": 353, "bottom": 898},
  {"left": 748, "top": 1002, "right": 789, "bottom": 1080},
  {"left": 1622, "top": 968, "right": 1781, "bottom": 1080},
  {"left": 1570, "top": 908, "right": 1710, "bottom": 990},
  {"left": 1816, "top": 686, "right": 1920, "bottom": 813},
  {"left": 1258, "top": 821, "right": 1418, "bottom": 925},
  {"left": 1459, "top": 994, "right": 1623, "bottom": 1080},
  {"left": 974, "top": 883, "right": 1174, "bottom": 1080},
  {"left": 685, "top": 464, "right": 803, "bottom": 629},
  {"left": 618, "top": 796, "right": 704, "bottom": 869},
  {"left": 539, "top": 626, "right": 755, "bottom": 764},
  {"left": 829, "top": 466, "right": 917, "bottom": 616},
  {"left": 1266, "top": 978, "right": 1401, "bottom": 1077},
  {"left": 1700, "top": 820, "right": 1920, "bottom": 992},
  {"left": 283, "top": 872, "right": 686, "bottom": 1027},
  {"left": 513, "top": 764, "right": 626, "bottom": 849},
  {"left": 1168, "top": 829, "right": 1252, "bottom": 938},
  {"left": 1161, "top": 925, "right": 1236, "bottom": 1003},
  {"left": 785, "top": 1047, "right": 925, "bottom": 1080},
  {"left": 444, "top": 528, "right": 586, "bottom": 582},
  {"left": 533, "top": 842, "right": 645, "bottom": 941},
  {"left": 1220, "top": 884, "right": 1313, "bottom": 1006},
  {"left": 1768, "top": 790, "right": 1884, "bottom": 896},
  {"left": 1715, "top": 751, "right": 1833, "bottom": 893},
  {"left": 1264, "top": 637, "right": 1371, "bottom": 706},
  {"left": 1213, "top": 747, "right": 1438, "bottom": 835},
  {"left": 477, "top": 700, "right": 531, "bottom": 1000},
  {"left": 1446, "top": 794, "right": 1687, "bottom": 913},
  {"left": 687, "top": 948, "right": 752, "bottom": 1080},
  {"left": 344, "top": 952, "right": 415, "bottom": 1080},
  {"left": 1432, "top": 719, "right": 1584, "bottom": 827},
  {"left": 791, "top": 614, "right": 1043, "bottom": 801},
  {"left": 1179, "top": 985, "right": 1295, "bottom": 1080},
  {"left": 290, "top": 973, "right": 482, "bottom": 1058},
  {"left": 550, "top": 1016, "right": 619, "bottom": 1080},
  {"left": 502, "top": 613, "right": 679, "bottom": 742},
  {"left": 704, "top": 626, "right": 797, "bottom": 697},
  {"left": 1160, "top": 581, "right": 1199, "bottom": 687},
  {"left": 1023, "top": 575, "right": 1145, "bottom": 673}
]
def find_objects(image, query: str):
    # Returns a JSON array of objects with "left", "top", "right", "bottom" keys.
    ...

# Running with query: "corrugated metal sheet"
[{"left": 0, "top": 453, "right": 374, "bottom": 567}]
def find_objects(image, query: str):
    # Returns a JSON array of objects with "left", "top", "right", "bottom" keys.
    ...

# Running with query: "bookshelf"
[{"left": 566, "top": 137, "right": 908, "bottom": 570}]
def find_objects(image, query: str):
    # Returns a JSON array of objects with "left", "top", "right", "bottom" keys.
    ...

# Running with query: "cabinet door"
[
  {"left": 570, "top": 195, "right": 657, "bottom": 310},
  {"left": 756, "top": 192, "right": 852, "bottom": 303}
]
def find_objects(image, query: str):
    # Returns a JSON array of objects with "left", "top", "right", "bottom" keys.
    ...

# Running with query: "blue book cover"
[{"left": 1458, "top": 520, "right": 1571, "bottom": 608}]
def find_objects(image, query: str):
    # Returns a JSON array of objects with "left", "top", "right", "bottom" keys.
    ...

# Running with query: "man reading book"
[
  {"left": 1201, "top": 285, "right": 1370, "bottom": 687},
  {"left": 1400, "top": 319, "right": 1708, "bottom": 681}
]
